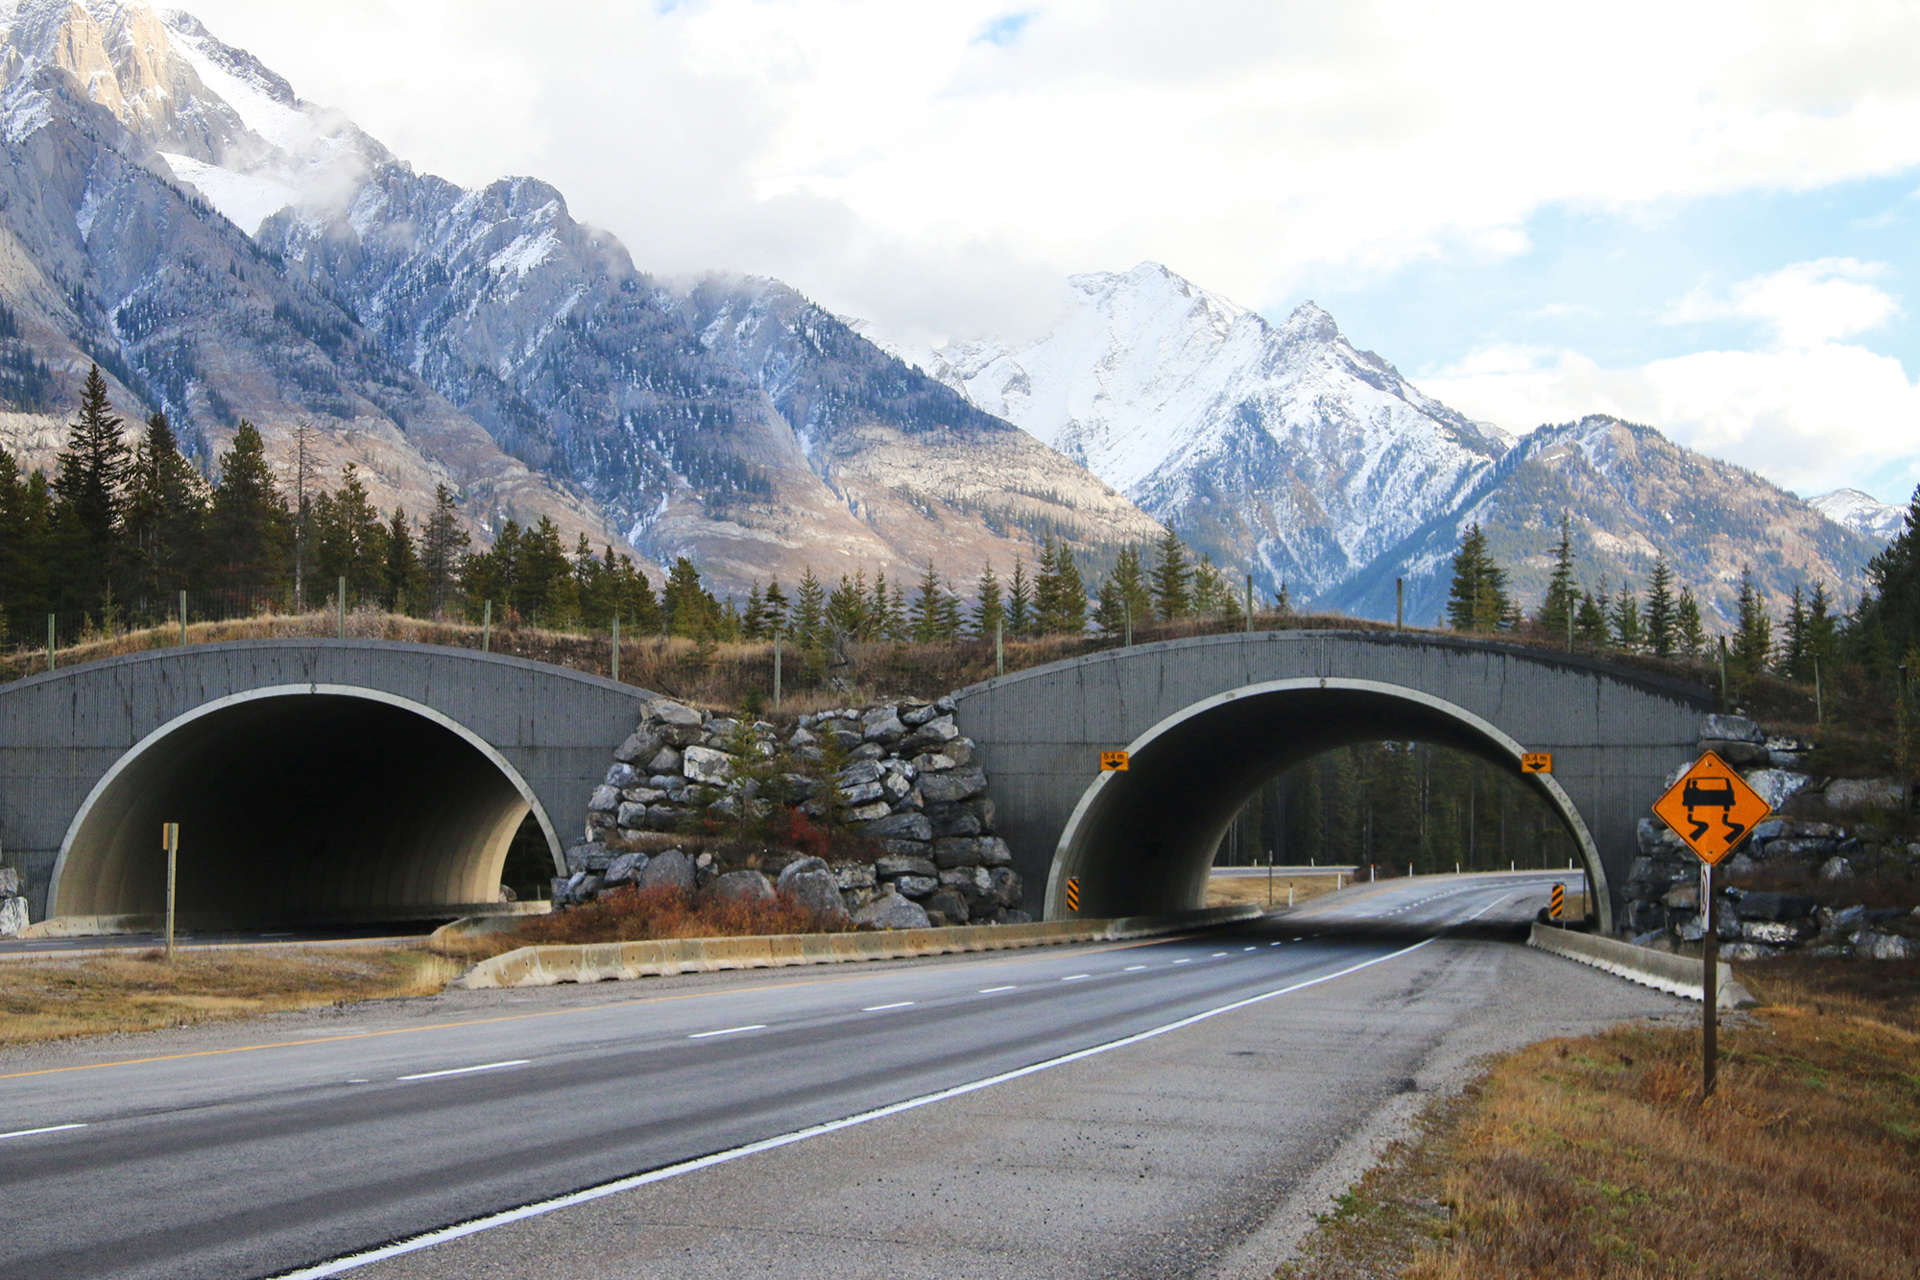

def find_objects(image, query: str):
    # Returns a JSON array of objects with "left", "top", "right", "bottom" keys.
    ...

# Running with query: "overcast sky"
[{"left": 187, "top": 0, "right": 1920, "bottom": 504}]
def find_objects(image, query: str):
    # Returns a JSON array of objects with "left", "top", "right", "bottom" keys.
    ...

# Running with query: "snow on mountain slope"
[
  {"left": 1809, "top": 488, "right": 1905, "bottom": 543},
  {"left": 909, "top": 263, "right": 1512, "bottom": 601}
]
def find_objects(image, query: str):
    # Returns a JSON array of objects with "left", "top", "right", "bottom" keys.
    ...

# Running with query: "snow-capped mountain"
[
  {"left": 902, "top": 263, "right": 1513, "bottom": 602},
  {"left": 0, "top": 0, "right": 1161, "bottom": 587},
  {"left": 1809, "top": 488, "right": 1905, "bottom": 543},
  {"left": 1324, "top": 416, "right": 1885, "bottom": 627}
]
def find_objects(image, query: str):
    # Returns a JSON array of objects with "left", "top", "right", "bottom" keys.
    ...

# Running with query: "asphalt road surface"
[{"left": 0, "top": 873, "right": 1680, "bottom": 1279}]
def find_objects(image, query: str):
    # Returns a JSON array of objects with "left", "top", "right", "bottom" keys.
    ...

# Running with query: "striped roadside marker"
[
  {"left": 1065, "top": 876, "right": 1080, "bottom": 913},
  {"left": 1549, "top": 883, "right": 1565, "bottom": 920}
]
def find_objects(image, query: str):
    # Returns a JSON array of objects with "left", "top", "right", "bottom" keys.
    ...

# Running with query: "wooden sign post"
[
  {"left": 1652, "top": 750, "right": 1772, "bottom": 1099},
  {"left": 162, "top": 822, "right": 180, "bottom": 962}
]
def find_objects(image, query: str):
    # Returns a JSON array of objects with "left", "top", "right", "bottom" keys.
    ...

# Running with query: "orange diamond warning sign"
[{"left": 1652, "top": 750, "right": 1772, "bottom": 866}]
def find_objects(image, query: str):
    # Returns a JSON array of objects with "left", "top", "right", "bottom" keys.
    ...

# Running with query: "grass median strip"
[
  {"left": 1280, "top": 958, "right": 1920, "bottom": 1279},
  {"left": 0, "top": 946, "right": 462, "bottom": 1047}
]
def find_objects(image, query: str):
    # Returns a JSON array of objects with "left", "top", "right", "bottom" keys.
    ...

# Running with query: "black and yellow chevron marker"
[
  {"left": 1065, "top": 876, "right": 1081, "bottom": 913},
  {"left": 1549, "top": 882, "right": 1565, "bottom": 920}
]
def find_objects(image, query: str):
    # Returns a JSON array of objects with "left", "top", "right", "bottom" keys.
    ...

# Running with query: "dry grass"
[
  {"left": 1286, "top": 960, "right": 1920, "bottom": 1278},
  {"left": 0, "top": 945, "right": 461, "bottom": 1047},
  {"left": 1206, "top": 873, "right": 1346, "bottom": 910},
  {"left": 431, "top": 884, "right": 857, "bottom": 965}
]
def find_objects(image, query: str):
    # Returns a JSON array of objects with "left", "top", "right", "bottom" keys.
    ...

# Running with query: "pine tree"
[
  {"left": 1097, "top": 544, "right": 1152, "bottom": 634},
  {"left": 1645, "top": 555, "right": 1676, "bottom": 658},
  {"left": 418, "top": 484, "right": 469, "bottom": 618},
  {"left": 911, "top": 560, "right": 945, "bottom": 642},
  {"left": 663, "top": 556, "right": 714, "bottom": 637},
  {"left": 1446, "top": 523, "right": 1510, "bottom": 632},
  {"left": 1778, "top": 584, "right": 1810, "bottom": 680},
  {"left": 1806, "top": 583, "right": 1838, "bottom": 678},
  {"left": 207, "top": 421, "right": 290, "bottom": 597},
  {"left": 1536, "top": 513, "right": 1577, "bottom": 641},
  {"left": 315, "top": 462, "right": 386, "bottom": 603},
  {"left": 1047, "top": 544, "right": 1085, "bottom": 634},
  {"left": 1007, "top": 559, "right": 1033, "bottom": 636},
  {"left": 51, "top": 365, "right": 130, "bottom": 613},
  {"left": 971, "top": 564, "right": 1004, "bottom": 640},
  {"left": 0, "top": 446, "right": 53, "bottom": 641},
  {"left": 742, "top": 582, "right": 766, "bottom": 640},
  {"left": 762, "top": 577, "right": 790, "bottom": 636},
  {"left": 1611, "top": 581, "right": 1644, "bottom": 653},
  {"left": 1676, "top": 586, "right": 1706, "bottom": 659},
  {"left": 1574, "top": 588, "right": 1608, "bottom": 648},
  {"left": 1151, "top": 526, "right": 1190, "bottom": 620},
  {"left": 1861, "top": 484, "right": 1920, "bottom": 655},
  {"left": 828, "top": 571, "right": 869, "bottom": 639},
  {"left": 382, "top": 508, "right": 422, "bottom": 613},
  {"left": 1730, "top": 566, "right": 1773, "bottom": 677},
  {"left": 460, "top": 519, "right": 520, "bottom": 620},
  {"left": 1192, "top": 554, "right": 1230, "bottom": 615},
  {"left": 792, "top": 567, "right": 826, "bottom": 648},
  {"left": 121, "top": 411, "right": 206, "bottom": 602}
]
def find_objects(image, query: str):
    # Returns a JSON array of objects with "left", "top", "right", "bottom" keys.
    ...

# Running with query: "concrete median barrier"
[
  {"left": 448, "top": 905, "right": 1264, "bottom": 989},
  {"left": 1528, "top": 921, "right": 1756, "bottom": 1009}
]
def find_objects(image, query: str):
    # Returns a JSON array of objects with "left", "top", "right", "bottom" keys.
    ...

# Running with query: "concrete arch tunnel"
[
  {"left": 950, "top": 631, "right": 1718, "bottom": 934},
  {"left": 0, "top": 641, "right": 652, "bottom": 931},
  {"left": 1044, "top": 678, "right": 1606, "bottom": 925}
]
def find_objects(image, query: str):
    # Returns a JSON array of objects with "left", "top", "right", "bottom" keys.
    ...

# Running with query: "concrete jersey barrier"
[
  {"left": 448, "top": 905, "right": 1264, "bottom": 989},
  {"left": 1528, "top": 921, "right": 1756, "bottom": 1009}
]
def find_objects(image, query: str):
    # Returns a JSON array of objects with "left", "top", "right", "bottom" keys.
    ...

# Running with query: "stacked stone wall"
[
  {"left": 557, "top": 694, "right": 1028, "bottom": 930},
  {"left": 0, "top": 863, "right": 24, "bottom": 936},
  {"left": 1621, "top": 714, "right": 1919, "bottom": 961}
]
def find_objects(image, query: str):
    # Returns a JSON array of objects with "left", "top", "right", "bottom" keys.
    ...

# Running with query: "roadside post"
[
  {"left": 162, "top": 822, "right": 180, "bottom": 961},
  {"left": 1549, "top": 882, "right": 1565, "bottom": 923},
  {"left": 1064, "top": 876, "right": 1080, "bottom": 913},
  {"left": 773, "top": 629, "right": 783, "bottom": 710},
  {"left": 1653, "top": 749, "right": 1771, "bottom": 1099},
  {"left": 611, "top": 614, "right": 620, "bottom": 683}
]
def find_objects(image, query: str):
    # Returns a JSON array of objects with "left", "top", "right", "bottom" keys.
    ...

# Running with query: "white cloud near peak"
[{"left": 1664, "top": 258, "right": 1901, "bottom": 349}]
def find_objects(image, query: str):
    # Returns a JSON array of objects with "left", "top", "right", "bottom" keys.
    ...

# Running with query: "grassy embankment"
[
  {"left": 1205, "top": 872, "right": 1348, "bottom": 911},
  {"left": 1280, "top": 957, "right": 1920, "bottom": 1279}
]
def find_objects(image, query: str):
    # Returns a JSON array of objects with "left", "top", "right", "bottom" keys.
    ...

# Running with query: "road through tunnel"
[
  {"left": 48, "top": 691, "right": 558, "bottom": 929},
  {"left": 1047, "top": 680, "right": 1608, "bottom": 929}
]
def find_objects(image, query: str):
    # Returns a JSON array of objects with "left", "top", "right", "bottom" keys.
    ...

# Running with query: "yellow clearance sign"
[
  {"left": 1652, "top": 750, "right": 1772, "bottom": 866},
  {"left": 1100, "top": 751, "right": 1130, "bottom": 771},
  {"left": 1520, "top": 752, "right": 1552, "bottom": 774}
]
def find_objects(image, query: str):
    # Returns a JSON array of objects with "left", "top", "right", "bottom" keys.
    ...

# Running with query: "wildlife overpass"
[
  {"left": 0, "top": 641, "right": 647, "bottom": 932},
  {"left": 951, "top": 631, "right": 1717, "bottom": 934}
]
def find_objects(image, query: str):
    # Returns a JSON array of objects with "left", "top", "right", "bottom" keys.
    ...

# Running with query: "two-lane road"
[{"left": 0, "top": 873, "right": 1648, "bottom": 1280}]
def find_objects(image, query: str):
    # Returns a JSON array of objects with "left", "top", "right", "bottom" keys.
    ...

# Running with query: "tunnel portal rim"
[
  {"left": 45, "top": 683, "right": 565, "bottom": 921},
  {"left": 1043, "top": 676, "right": 1613, "bottom": 932}
]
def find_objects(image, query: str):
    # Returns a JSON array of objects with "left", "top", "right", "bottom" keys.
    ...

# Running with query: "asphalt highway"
[{"left": 0, "top": 873, "right": 1600, "bottom": 1280}]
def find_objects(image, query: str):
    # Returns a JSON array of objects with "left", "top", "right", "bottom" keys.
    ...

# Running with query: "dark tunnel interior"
[
  {"left": 52, "top": 694, "right": 551, "bottom": 928},
  {"left": 1052, "top": 685, "right": 1593, "bottom": 919}
]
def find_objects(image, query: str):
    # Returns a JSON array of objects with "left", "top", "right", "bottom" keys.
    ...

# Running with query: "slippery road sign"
[{"left": 1652, "top": 750, "right": 1772, "bottom": 866}]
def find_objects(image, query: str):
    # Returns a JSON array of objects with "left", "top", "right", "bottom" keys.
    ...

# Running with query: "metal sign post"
[
  {"left": 773, "top": 630, "right": 783, "bottom": 711},
  {"left": 162, "top": 822, "right": 179, "bottom": 961},
  {"left": 1653, "top": 750, "right": 1771, "bottom": 1100},
  {"left": 611, "top": 614, "right": 621, "bottom": 683}
]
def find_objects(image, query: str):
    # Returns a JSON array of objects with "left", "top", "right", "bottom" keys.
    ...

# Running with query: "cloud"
[
  {"left": 1421, "top": 335, "right": 1920, "bottom": 504},
  {"left": 1664, "top": 258, "right": 1900, "bottom": 348},
  {"left": 181, "top": 0, "right": 1920, "bottom": 339}
]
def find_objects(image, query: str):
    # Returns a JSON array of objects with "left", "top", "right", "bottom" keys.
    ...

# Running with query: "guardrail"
[
  {"left": 447, "top": 905, "right": 1265, "bottom": 989},
  {"left": 1528, "top": 921, "right": 1756, "bottom": 1009}
]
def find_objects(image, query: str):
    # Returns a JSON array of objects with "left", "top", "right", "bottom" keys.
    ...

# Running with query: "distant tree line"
[{"left": 1443, "top": 505, "right": 1920, "bottom": 690}]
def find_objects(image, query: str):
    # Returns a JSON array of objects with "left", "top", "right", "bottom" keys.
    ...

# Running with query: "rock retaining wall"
[
  {"left": 0, "top": 864, "right": 24, "bottom": 937},
  {"left": 557, "top": 695, "right": 1027, "bottom": 930},
  {"left": 1621, "top": 714, "right": 1919, "bottom": 961}
]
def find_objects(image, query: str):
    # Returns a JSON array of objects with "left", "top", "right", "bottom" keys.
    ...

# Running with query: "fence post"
[
  {"left": 483, "top": 600, "right": 492, "bottom": 653},
  {"left": 995, "top": 617, "right": 1004, "bottom": 675},
  {"left": 773, "top": 629, "right": 783, "bottom": 710},
  {"left": 163, "top": 822, "right": 179, "bottom": 961},
  {"left": 46, "top": 613, "right": 54, "bottom": 671},
  {"left": 611, "top": 613, "right": 620, "bottom": 683},
  {"left": 1396, "top": 578, "right": 1404, "bottom": 630},
  {"left": 1245, "top": 574, "right": 1253, "bottom": 632},
  {"left": 178, "top": 589, "right": 188, "bottom": 645},
  {"left": 336, "top": 575, "right": 346, "bottom": 639}
]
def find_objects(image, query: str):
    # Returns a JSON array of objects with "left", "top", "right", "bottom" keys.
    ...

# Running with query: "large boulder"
[
  {"left": 636, "top": 849, "right": 697, "bottom": 893},
  {"left": 709, "top": 869, "right": 775, "bottom": 902},
  {"left": 894, "top": 874, "right": 939, "bottom": 899},
  {"left": 647, "top": 699, "right": 704, "bottom": 729},
  {"left": 876, "top": 853, "right": 938, "bottom": 879},
  {"left": 566, "top": 842, "right": 613, "bottom": 874},
  {"left": 604, "top": 762, "right": 641, "bottom": 790},
  {"left": 1825, "top": 778, "right": 1906, "bottom": 812},
  {"left": 588, "top": 785, "right": 621, "bottom": 813},
  {"left": 0, "top": 866, "right": 18, "bottom": 895},
  {"left": 853, "top": 890, "right": 931, "bottom": 930},
  {"left": 614, "top": 730, "right": 663, "bottom": 765},
  {"left": 783, "top": 867, "right": 845, "bottom": 917},
  {"left": 603, "top": 851, "right": 648, "bottom": 887},
  {"left": 863, "top": 812, "right": 934, "bottom": 843},
  {"left": 1736, "top": 891, "right": 1817, "bottom": 921},
  {"left": 830, "top": 861, "right": 877, "bottom": 890},
  {"left": 925, "top": 888, "right": 970, "bottom": 923},
  {"left": 0, "top": 896, "right": 27, "bottom": 938},
  {"left": 1854, "top": 930, "right": 1914, "bottom": 960},
  {"left": 919, "top": 769, "right": 987, "bottom": 804},
  {"left": 682, "top": 745, "right": 735, "bottom": 784}
]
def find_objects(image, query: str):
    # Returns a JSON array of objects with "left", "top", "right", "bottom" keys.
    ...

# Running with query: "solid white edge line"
[
  {"left": 270, "top": 889, "right": 1521, "bottom": 1280},
  {"left": 1061, "top": 974, "right": 1091, "bottom": 981},
  {"left": 396, "top": 1060, "right": 530, "bottom": 1082},
  {"left": 977, "top": 986, "right": 1016, "bottom": 993},
  {"left": 1124, "top": 965, "right": 1148, "bottom": 971},
  {"left": 0, "top": 1122, "right": 86, "bottom": 1141},
  {"left": 861, "top": 1002, "right": 914, "bottom": 1012},
  {"left": 687, "top": 1025, "right": 767, "bottom": 1039}
]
